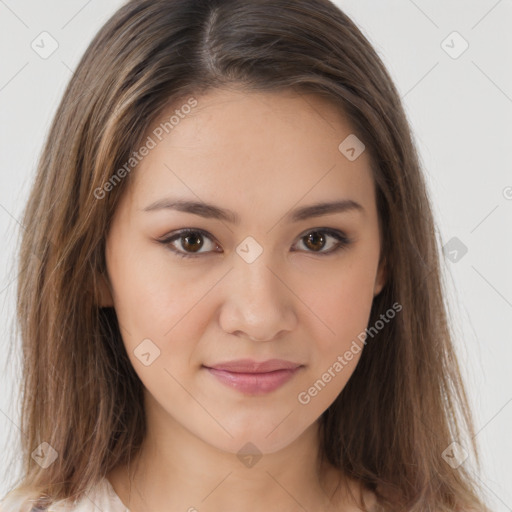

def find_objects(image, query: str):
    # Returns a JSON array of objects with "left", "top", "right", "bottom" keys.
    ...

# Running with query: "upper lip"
[{"left": 204, "top": 359, "right": 302, "bottom": 373}]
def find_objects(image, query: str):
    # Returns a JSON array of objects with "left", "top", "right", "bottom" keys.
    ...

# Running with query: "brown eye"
[
  {"left": 159, "top": 229, "right": 220, "bottom": 259},
  {"left": 303, "top": 231, "right": 327, "bottom": 252},
  {"left": 159, "top": 227, "right": 351, "bottom": 260},
  {"left": 294, "top": 229, "right": 351, "bottom": 255},
  {"left": 180, "top": 232, "right": 204, "bottom": 253}
]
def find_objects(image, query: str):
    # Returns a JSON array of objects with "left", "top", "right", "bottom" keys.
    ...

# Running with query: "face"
[{"left": 101, "top": 88, "right": 386, "bottom": 455}]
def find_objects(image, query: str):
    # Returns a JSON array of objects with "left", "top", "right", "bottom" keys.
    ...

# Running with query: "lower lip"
[{"left": 205, "top": 367, "right": 301, "bottom": 395}]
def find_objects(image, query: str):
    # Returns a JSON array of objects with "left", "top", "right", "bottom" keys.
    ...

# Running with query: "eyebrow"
[{"left": 143, "top": 197, "right": 364, "bottom": 223}]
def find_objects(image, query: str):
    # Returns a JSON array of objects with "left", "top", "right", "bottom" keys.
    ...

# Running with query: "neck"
[{"left": 107, "top": 396, "right": 367, "bottom": 511}]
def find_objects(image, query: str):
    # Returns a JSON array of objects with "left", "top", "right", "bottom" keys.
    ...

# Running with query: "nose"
[{"left": 218, "top": 254, "right": 297, "bottom": 342}]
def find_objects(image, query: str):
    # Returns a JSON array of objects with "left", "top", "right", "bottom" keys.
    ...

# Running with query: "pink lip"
[
  {"left": 203, "top": 359, "right": 303, "bottom": 395},
  {"left": 206, "top": 358, "right": 302, "bottom": 373}
]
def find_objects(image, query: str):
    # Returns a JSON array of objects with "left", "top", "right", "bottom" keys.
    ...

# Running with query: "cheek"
[
  {"left": 106, "top": 240, "right": 225, "bottom": 382},
  {"left": 108, "top": 238, "right": 185, "bottom": 322},
  {"left": 294, "top": 266, "right": 374, "bottom": 411},
  {"left": 297, "top": 255, "right": 377, "bottom": 350},
  {"left": 328, "top": 280, "right": 373, "bottom": 346},
  {"left": 106, "top": 249, "right": 202, "bottom": 397}
]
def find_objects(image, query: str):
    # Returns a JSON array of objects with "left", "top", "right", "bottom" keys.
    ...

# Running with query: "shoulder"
[
  {"left": 0, "top": 478, "right": 128, "bottom": 512},
  {"left": 0, "top": 494, "right": 69, "bottom": 512},
  {"left": 66, "top": 478, "right": 129, "bottom": 512},
  {"left": 327, "top": 473, "right": 381, "bottom": 512}
]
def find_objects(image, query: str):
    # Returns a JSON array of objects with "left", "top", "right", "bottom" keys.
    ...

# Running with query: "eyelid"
[
  {"left": 158, "top": 228, "right": 221, "bottom": 258},
  {"left": 292, "top": 228, "right": 351, "bottom": 254}
]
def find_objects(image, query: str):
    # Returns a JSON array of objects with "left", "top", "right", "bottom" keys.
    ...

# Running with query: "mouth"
[{"left": 202, "top": 359, "right": 304, "bottom": 395}]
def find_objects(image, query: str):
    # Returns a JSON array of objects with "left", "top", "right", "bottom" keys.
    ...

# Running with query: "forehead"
[{"left": 126, "top": 88, "right": 376, "bottom": 219}]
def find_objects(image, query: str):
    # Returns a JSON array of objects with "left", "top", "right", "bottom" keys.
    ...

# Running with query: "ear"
[
  {"left": 373, "top": 255, "right": 387, "bottom": 297},
  {"left": 96, "top": 271, "right": 114, "bottom": 307}
]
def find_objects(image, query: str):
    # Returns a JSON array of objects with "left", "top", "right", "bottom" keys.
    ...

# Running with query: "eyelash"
[{"left": 157, "top": 228, "right": 352, "bottom": 259}]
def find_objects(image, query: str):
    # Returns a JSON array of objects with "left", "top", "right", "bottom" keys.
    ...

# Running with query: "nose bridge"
[
  {"left": 232, "top": 246, "right": 283, "bottom": 306},
  {"left": 218, "top": 243, "right": 296, "bottom": 340},
  {"left": 232, "top": 233, "right": 276, "bottom": 285}
]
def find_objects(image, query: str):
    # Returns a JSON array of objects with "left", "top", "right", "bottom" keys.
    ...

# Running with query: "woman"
[{"left": 0, "top": 0, "right": 490, "bottom": 510}]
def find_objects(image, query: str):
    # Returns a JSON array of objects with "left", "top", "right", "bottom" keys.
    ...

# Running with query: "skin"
[{"left": 100, "top": 87, "right": 386, "bottom": 512}]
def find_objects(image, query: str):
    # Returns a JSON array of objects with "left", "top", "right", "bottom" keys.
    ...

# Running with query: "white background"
[{"left": 0, "top": 1, "right": 511, "bottom": 510}]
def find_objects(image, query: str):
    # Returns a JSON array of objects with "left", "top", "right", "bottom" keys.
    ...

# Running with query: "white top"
[
  {"left": 0, "top": 478, "right": 130, "bottom": 512},
  {"left": 62, "top": 478, "right": 130, "bottom": 512}
]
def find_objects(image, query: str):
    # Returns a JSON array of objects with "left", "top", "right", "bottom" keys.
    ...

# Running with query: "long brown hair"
[{"left": 1, "top": 0, "right": 490, "bottom": 510}]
